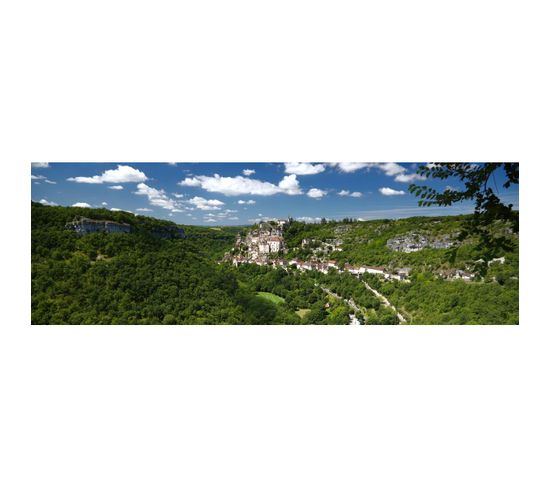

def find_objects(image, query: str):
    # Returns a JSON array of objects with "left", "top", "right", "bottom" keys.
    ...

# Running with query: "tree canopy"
[{"left": 410, "top": 163, "right": 519, "bottom": 268}]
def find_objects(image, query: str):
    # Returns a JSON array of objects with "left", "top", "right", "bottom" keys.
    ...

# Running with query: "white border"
[{"left": 2, "top": 1, "right": 548, "bottom": 487}]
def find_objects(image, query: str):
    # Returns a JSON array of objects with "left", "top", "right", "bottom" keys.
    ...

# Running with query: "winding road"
[
  {"left": 320, "top": 286, "right": 362, "bottom": 324},
  {"left": 362, "top": 281, "right": 407, "bottom": 324},
  {"left": 320, "top": 283, "right": 407, "bottom": 324},
  {"left": 321, "top": 286, "right": 360, "bottom": 312}
]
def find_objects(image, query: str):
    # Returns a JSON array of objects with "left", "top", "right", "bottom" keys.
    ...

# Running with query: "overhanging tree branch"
[{"left": 409, "top": 163, "right": 519, "bottom": 272}]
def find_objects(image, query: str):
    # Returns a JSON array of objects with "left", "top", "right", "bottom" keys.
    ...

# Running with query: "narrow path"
[
  {"left": 362, "top": 281, "right": 407, "bottom": 324},
  {"left": 320, "top": 286, "right": 362, "bottom": 324}
]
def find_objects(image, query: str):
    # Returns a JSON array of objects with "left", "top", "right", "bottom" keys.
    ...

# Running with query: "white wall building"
[
  {"left": 364, "top": 266, "right": 385, "bottom": 275},
  {"left": 258, "top": 243, "right": 270, "bottom": 254},
  {"left": 268, "top": 238, "right": 281, "bottom": 253}
]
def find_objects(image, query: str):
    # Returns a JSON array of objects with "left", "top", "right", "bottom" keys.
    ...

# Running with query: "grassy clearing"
[
  {"left": 256, "top": 292, "right": 286, "bottom": 305},
  {"left": 295, "top": 308, "right": 311, "bottom": 318}
]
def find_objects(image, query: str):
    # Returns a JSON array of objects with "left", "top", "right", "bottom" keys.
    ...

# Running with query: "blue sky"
[{"left": 31, "top": 163, "right": 519, "bottom": 225}]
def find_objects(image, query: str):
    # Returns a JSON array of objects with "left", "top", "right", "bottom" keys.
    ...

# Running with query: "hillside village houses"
[
  {"left": 437, "top": 269, "right": 475, "bottom": 281},
  {"left": 228, "top": 252, "right": 412, "bottom": 282},
  {"left": 387, "top": 232, "right": 454, "bottom": 253},
  {"left": 234, "top": 220, "right": 287, "bottom": 260},
  {"left": 227, "top": 221, "right": 417, "bottom": 282},
  {"left": 226, "top": 223, "right": 484, "bottom": 284}
]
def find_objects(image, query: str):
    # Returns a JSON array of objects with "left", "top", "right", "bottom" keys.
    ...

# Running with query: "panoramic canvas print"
[{"left": 31, "top": 163, "right": 519, "bottom": 325}]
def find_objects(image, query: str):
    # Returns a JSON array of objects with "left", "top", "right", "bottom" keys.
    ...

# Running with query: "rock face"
[
  {"left": 386, "top": 232, "right": 454, "bottom": 252},
  {"left": 66, "top": 217, "right": 131, "bottom": 235},
  {"left": 66, "top": 216, "right": 186, "bottom": 239},
  {"left": 151, "top": 226, "right": 185, "bottom": 239},
  {"left": 301, "top": 237, "right": 343, "bottom": 255},
  {"left": 334, "top": 225, "right": 351, "bottom": 234}
]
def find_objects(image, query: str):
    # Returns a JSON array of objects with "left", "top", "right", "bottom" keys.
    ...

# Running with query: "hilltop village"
[
  {"left": 223, "top": 216, "right": 516, "bottom": 282},
  {"left": 223, "top": 220, "right": 497, "bottom": 283},
  {"left": 232, "top": 220, "right": 287, "bottom": 259}
]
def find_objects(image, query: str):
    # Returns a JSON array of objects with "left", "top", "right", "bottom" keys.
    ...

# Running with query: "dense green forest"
[
  {"left": 31, "top": 203, "right": 252, "bottom": 324},
  {"left": 32, "top": 203, "right": 519, "bottom": 325}
]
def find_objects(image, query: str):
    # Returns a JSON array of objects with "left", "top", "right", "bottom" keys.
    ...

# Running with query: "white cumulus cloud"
[
  {"left": 72, "top": 202, "right": 91, "bottom": 208},
  {"left": 237, "top": 199, "right": 256, "bottom": 205},
  {"left": 135, "top": 183, "right": 180, "bottom": 211},
  {"left": 307, "top": 188, "right": 327, "bottom": 199},
  {"left": 379, "top": 187, "right": 406, "bottom": 196},
  {"left": 179, "top": 173, "right": 302, "bottom": 196},
  {"left": 32, "top": 162, "right": 49, "bottom": 168},
  {"left": 216, "top": 209, "right": 238, "bottom": 217},
  {"left": 376, "top": 163, "right": 406, "bottom": 177},
  {"left": 188, "top": 196, "right": 225, "bottom": 210},
  {"left": 332, "top": 162, "right": 405, "bottom": 176},
  {"left": 136, "top": 208, "right": 152, "bottom": 212},
  {"left": 38, "top": 198, "right": 57, "bottom": 206},
  {"left": 374, "top": 163, "right": 428, "bottom": 183},
  {"left": 109, "top": 185, "right": 124, "bottom": 190},
  {"left": 68, "top": 165, "right": 148, "bottom": 184},
  {"left": 296, "top": 216, "right": 323, "bottom": 223},
  {"left": 332, "top": 162, "right": 425, "bottom": 184},
  {"left": 277, "top": 174, "right": 302, "bottom": 195},
  {"left": 248, "top": 216, "right": 276, "bottom": 223},
  {"left": 284, "top": 163, "right": 325, "bottom": 175},
  {"left": 242, "top": 169, "right": 255, "bottom": 176},
  {"left": 330, "top": 162, "right": 373, "bottom": 173},
  {"left": 338, "top": 190, "right": 363, "bottom": 197},
  {"left": 32, "top": 175, "right": 56, "bottom": 184},
  {"left": 394, "top": 172, "right": 427, "bottom": 183}
]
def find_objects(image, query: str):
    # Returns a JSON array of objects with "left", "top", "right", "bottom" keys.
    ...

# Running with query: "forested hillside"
[
  {"left": 281, "top": 216, "right": 519, "bottom": 324},
  {"left": 31, "top": 203, "right": 257, "bottom": 324},
  {"left": 32, "top": 203, "right": 519, "bottom": 325},
  {"left": 283, "top": 215, "right": 518, "bottom": 272}
]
